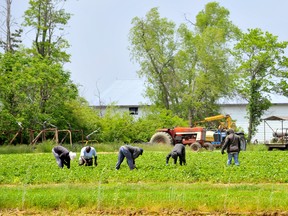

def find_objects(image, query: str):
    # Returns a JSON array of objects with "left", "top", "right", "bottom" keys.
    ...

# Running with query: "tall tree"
[
  {"left": 0, "top": 50, "right": 78, "bottom": 131},
  {"left": 0, "top": 0, "right": 79, "bottom": 136},
  {"left": 0, "top": 0, "right": 22, "bottom": 52},
  {"left": 129, "top": 7, "right": 178, "bottom": 111},
  {"left": 129, "top": 3, "right": 240, "bottom": 124},
  {"left": 175, "top": 2, "right": 241, "bottom": 124},
  {"left": 22, "top": 0, "right": 73, "bottom": 115},
  {"left": 233, "top": 28, "right": 288, "bottom": 142},
  {"left": 23, "top": 0, "right": 70, "bottom": 62}
]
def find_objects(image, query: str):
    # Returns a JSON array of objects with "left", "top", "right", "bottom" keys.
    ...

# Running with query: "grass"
[
  {"left": 1, "top": 183, "right": 288, "bottom": 215},
  {"left": 0, "top": 141, "right": 267, "bottom": 154},
  {"left": 0, "top": 143, "right": 287, "bottom": 215},
  {"left": 0, "top": 141, "right": 171, "bottom": 154}
]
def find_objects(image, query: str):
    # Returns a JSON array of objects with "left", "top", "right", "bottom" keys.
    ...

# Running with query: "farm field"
[{"left": 1, "top": 144, "right": 288, "bottom": 215}]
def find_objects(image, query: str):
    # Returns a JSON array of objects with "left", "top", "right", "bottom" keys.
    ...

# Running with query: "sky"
[{"left": 9, "top": 0, "right": 288, "bottom": 104}]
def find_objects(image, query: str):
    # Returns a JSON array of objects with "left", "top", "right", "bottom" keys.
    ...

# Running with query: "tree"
[
  {"left": 0, "top": 0, "right": 22, "bottom": 52},
  {"left": 20, "top": 0, "right": 74, "bottom": 117},
  {"left": 175, "top": 2, "right": 241, "bottom": 124},
  {"left": 129, "top": 7, "right": 178, "bottom": 111},
  {"left": 233, "top": 28, "right": 288, "bottom": 142},
  {"left": 129, "top": 3, "right": 240, "bottom": 124},
  {"left": 0, "top": 0, "right": 80, "bottom": 143},
  {"left": 0, "top": 50, "right": 78, "bottom": 131},
  {"left": 23, "top": 0, "right": 71, "bottom": 62}
]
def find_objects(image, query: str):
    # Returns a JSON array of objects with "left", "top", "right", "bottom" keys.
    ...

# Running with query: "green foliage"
[
  {"left": 34, "top": 141, "right": 56, "bottom": 153},
  {"left": 234, "top": 28, "right": 288, "bottom": 142},
  {"left": 0, "top": 50, "right": 79, "bottom": 143},
  {"left": 129, "top": 3, "right": 241, "bottom": 123},
  {"left": 98, "top": 106, "right": 135, "bottom": 143},
  {"left": 23, "top": 0, "right": 71, "bottom": 62},
  {"left": 94, "top": 106, "right": 186, "bottom": 143},
  {"left": 97, "top": 106, "right": 187, "bottom": 143},
  {"left": 1, "top": 146, "right": 288, "bottom": 185},
  {"left": 129, "top": 7, "right": 177, "bottom": 112},
  {"left": 0, "top": 144, "right": 34, "bottom": 154},
  {"left": 246, "top": 143, "right": 267, "bottom": 151},
  {"left": 1, "top": 146, "right": 288, "bottom": 214},
  {"left": 64, "top": 99, "right": 102, "bottom": 141},
  {"left": 0, "top": 0, "right": 80, "bottom": 145},
  {"left": 133, "top": 106, "right": 188, "bottom": 142}
]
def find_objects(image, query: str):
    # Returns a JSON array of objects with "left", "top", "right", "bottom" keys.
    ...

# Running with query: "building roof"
[
  {"left": 263, "top": 116, "right": 288, "bottom": 121},
  {"left": 97, "top": 79, "right": 151, "bottom": 106},
  {"left": 96, "top": 79, "right": 288, "bottom": 106}
]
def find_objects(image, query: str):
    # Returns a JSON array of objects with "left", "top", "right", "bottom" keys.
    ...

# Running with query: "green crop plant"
[{"left": 1, "top": 144, "right": 288, "bottom": 215}]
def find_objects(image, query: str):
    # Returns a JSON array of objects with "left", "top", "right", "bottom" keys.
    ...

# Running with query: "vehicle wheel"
[
  {"left": 239, "top": 136, "right": 247, "bottom": 151},
  {"left": 204, "top": 142, "right": 214, "bottom": 151},
  {"left": 190, "top": 142, "right": 202, "bottom": 152},
  {"left": 150, "top": 132, "right": 173, "bottom": 145}
]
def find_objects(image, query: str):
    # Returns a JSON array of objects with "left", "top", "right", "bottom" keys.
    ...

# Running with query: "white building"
[
  {"left": 220, "top": 95, "right": 288, "bottom": 142},
  {"left": 94, "top": 79, "right": 288, "bottom": 143},
  {"left": 94, "top": 79, "right": 151, "bottom": 117}
]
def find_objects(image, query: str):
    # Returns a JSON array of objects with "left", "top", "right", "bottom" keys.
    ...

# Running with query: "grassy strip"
[
  {"left": 0, "top": 142, "right": 175, "bottom": 158},
  {"left": 0, "top": 182, "right": 288, "bottom": 214}
]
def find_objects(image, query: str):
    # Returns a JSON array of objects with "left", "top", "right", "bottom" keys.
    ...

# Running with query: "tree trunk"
[
  {"left": 5, "top": 0, "right": 12, "bottom": 52},
  {"left": 247, "top": 110, "right": 253, "bottom": 143}
]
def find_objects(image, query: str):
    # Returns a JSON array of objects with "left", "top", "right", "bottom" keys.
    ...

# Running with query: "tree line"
[
  {"left": 0, "top": 1, "right": 288, "bottom": 144},
  {"left": 129, "top": 3, "right": 288, "bottom": 142}
]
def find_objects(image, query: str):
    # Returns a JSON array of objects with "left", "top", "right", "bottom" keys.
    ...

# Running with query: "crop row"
[{"left": 1, "top": 149, "right": 288, "bottom": 185}]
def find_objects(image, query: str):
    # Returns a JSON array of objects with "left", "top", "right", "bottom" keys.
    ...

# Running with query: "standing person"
[
  {"left": 115, "top": 145, "right": 143, "bottom": 170},
  {"left": 52, "top": 145, "right": 76, "bottom": 169},
  {"left": 79, "top": 146, "right": 97, "bottom": 166},
  {"left": 166, "top": 143, "right": 186, "bottom": 165},
  {"left": 221, "top": 129, "right": 241, "bottom": 166}
]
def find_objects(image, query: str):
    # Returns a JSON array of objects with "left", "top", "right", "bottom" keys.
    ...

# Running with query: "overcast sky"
[{"left": 10, "top": 1, "right": 288, "bottom": 104}]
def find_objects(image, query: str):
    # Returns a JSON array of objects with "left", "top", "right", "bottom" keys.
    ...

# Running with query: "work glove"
[{"left": 221, "top": 150, "right": 225, "bottom": 155}]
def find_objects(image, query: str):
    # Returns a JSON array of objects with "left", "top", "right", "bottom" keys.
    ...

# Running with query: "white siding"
[
  {"left": 96, "top": 103, "right": 288, "bottom": 143},
  {"left": 220, "top": 104, "right": 288, "bottom": 143},
  {"left": 95, "top": 80, "right": 288, "bottom": 143}
]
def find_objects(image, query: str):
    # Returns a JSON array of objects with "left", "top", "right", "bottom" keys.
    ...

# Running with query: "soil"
[{"left": 1, "top": 209, "right": 288, "bottom": 216}]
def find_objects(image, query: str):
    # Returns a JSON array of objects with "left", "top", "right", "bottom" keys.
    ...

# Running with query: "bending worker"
[
  {"left": 115, "top": 145, "right": 143, "bottom": 170},
  {"left": 79, "top": 146, "right": 97, "bottom": 166},
  {"left": 166, "top": 143, "right": 186, "bottom": 165},
  {"left": 52, "top": 145, "right": 76, "bottom": 169}
]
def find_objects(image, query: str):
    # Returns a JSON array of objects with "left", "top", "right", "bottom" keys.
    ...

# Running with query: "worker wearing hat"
[
  {"left": 52, "top": 145, "right": 76, "bottom": 169},
  {"left": 115, "top": 145, "right": 143, "bottom": 170}
]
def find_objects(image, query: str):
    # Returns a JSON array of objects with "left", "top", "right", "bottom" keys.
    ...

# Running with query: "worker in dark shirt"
[
  {"left": 166, "top": 143, "right": 186, "bottom": 165},
  {"left": 115, "top": 145, "right": 143, "bottom": 170},
  {"left": 52, "top": 146, "right": 76, "bottom": 169},
  {"left": 221, "top": 128, "right": 241, "bottom": 166}
]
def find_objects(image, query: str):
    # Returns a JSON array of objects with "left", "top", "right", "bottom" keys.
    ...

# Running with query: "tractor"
[{"left": 149, "top": 114, "right": 247, "bottom": 151}]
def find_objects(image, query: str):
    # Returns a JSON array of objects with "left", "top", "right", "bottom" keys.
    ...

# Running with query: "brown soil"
[{"left": 1, "top": 209, "right": 288, "bottom": 216}]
